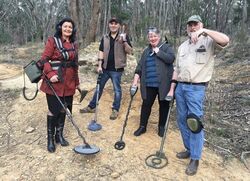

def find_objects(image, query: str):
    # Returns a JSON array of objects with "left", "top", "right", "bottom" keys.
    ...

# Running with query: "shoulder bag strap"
[{"left": 53, "top": 37, "right": 69, "bottom": 61}]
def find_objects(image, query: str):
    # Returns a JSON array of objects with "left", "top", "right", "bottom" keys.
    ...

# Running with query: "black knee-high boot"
[
  {"left": 55, "top": 112, "right": 69, "bottom": 146},
  {"left": 47, "top": 115, "right": 56, "bottom": 152}
]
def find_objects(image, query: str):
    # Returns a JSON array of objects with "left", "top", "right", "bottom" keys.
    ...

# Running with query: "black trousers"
[
  {"left": 46, "top": 94, "right": 73, "bottom": 117},
  {"left": 140, "top": 87, "right": 170, "bottom": 128}
]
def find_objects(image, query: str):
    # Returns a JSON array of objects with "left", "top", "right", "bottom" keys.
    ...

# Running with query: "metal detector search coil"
[
  {"left": 74, "top": 145, "right": 100, "bottom": 155},
  {"left": 145, "top": 152, "right": 168, "bottom": 169}
]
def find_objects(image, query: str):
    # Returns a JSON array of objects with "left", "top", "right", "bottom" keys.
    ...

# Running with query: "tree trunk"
[
  {"left": 242, "top": 0, "right": 248, "bottom": 28},
  {"left": 107, "top": 0, "right": 111, "bottom": 20},
  {"left": 131, "top": 0, "right": 138, "bottom": 41},
  {"left": 84, "top": 0, "right": 101, "bottom": 47},
  {"left": 158, "top": 0, "right": 163, "bottom": 29},
  {"left": 102, "top": 0, "right": 108, "bottom": 35},
  {"left": 68, "top": 0, "right": 82, "bottom": 46}
]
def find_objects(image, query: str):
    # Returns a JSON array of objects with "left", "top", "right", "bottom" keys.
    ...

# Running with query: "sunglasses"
[{"left": 147, "top": 27, "right": 159, "bottom": 34}]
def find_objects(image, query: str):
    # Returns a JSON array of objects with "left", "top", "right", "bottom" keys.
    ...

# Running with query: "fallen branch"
[
  {"left": 231, "top": 133, "right": 249, "bottom": 140},
  {"left": 241, "top": 151, "right": 250, "bottom": 170},
  {"left": 29, "top": 135, "right": 42, "bottom": 145},
  {"left": 204, "top": 138, "right": 238, "bottom": 158},
  {"left": 223, "top": 111, "right": 250, "bottom": 120}
]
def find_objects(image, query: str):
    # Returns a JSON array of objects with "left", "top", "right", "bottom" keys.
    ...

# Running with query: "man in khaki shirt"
[{"left": 174, "top": 15, "right": 229, "bottom": 176}]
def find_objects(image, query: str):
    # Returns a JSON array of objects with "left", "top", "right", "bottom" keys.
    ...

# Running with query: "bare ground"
[{"left": 0, "top": 62, "right": 249, "bottom": 181}]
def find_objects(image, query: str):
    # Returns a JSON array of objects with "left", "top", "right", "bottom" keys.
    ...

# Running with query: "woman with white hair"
[{"left": 132, "top": 27, "right": 175, "bottom": 137}]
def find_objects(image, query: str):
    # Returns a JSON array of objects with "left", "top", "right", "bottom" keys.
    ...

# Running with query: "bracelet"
[
  {"left": 171, "top": 79, "right": 178, "bottom": 84},
  {"left": 123, "top": 41, "right": 127, "bottom": 43},
  {"left": 98, "top": 58, "right": 104, "bottom": 62}
]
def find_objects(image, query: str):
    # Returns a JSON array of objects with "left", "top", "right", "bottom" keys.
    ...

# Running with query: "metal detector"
[
  {"left": 88, "top": 73, "right": 102, "bottom": 131},
  {"left": 43, "top": 74, "right": 100, "bottom": 155},
  {"left": 145, "top": 96, "right": 174, "bottom": 168},
  {"left": 114, "top": 85, "right": 138, "bottom": 150}
]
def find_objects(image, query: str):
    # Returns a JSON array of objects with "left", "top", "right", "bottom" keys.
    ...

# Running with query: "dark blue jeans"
[
  {"left": 88, "top": 70, "right": 123, "bottom": 111},
  {"left": 175, "top": 83, "right": 206, "bottom": 160}
]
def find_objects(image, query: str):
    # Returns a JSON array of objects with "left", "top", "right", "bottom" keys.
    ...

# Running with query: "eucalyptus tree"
[
  {"left": 0, "top": 0, "right": 68, "bottom": 44},
  {"left": 0, "top": 0, "right": 246, "bottom": 46},
  {"left": 23, "top": 0, "right": 68, "bottom": 43}
]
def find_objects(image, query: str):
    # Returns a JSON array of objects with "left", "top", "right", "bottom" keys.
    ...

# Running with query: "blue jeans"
[
  {"left": 88, "top": 70, "right": 123, "bottom": 111},
  {"left": 175, "top": 83, "right": 206, "bottom": 160}
]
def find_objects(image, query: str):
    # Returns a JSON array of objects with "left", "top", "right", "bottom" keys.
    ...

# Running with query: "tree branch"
[
  {"left": 241, "top": 151, "right": 250, "bottom": 170},
  {"left": 204, "top": 138, "right": 238, "bottom": 157}
]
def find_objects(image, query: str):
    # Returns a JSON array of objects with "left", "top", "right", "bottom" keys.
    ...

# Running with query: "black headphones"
[{"left": 56, "top": 18, "right": 77, "bottom": 35}]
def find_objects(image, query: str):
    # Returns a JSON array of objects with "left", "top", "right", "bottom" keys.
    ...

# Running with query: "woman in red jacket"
[{"left": 39, "top": 18, "right": 79, "bottom": 153}]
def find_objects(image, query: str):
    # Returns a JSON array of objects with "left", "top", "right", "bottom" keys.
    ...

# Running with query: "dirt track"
[{"left": 0, "top": 63, "right": 249, "bottom": 181}]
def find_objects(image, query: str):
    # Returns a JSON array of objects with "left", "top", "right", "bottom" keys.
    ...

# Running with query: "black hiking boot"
[
  {"left": 134, "top": 126, "right": 146, "bottom": 136},
  {"left": 176, "top": 150, "right": 190, "bottom": 159},
  {"left": 158, "top": 126, "right": 165, "bottom": 137},
  {"left": 185, "top": 159, "right": 199, "bottom": 176}
]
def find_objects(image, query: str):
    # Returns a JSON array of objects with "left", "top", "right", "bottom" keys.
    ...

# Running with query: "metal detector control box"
[{"left": 23, "top": 60, "right": 42, "bottom": 83}]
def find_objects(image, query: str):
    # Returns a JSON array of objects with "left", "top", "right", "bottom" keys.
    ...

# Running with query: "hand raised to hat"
[{"left": 189, "top": 28, "right": 204, "bottom": 44}]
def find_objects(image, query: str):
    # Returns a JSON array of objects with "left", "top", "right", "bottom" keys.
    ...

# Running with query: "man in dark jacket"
[
  {"left": 80, "top": 17, "right": 132, "bottom": 120},
  {"left": 132, "top": 27, "right": 175, "bottom": 137}
]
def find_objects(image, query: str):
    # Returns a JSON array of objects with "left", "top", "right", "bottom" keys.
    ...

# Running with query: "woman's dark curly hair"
[{"left": 54, "top": 18, "right": 77, "bottom": 43}]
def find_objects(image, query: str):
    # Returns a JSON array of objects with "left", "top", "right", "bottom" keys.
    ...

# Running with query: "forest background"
[
  {"left": 0, "top": 0, "right": 249, "bottom": 180},
  {"left": 0, "top": 0, "right": 249, "bottom": 48}
]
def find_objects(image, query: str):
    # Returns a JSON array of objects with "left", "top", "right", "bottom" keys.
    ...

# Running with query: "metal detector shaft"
[
  {"left": 119, "top": 96, "right": 134, "bottom": 141},
  {"left": 94, "top": 83, "right": 100, "bottom": 122},
  {"left": 159, "top": 99, "right": 174, "bottom": 152},
  {"left": 114, "top": 86, "right": 138, "bottom": 150},
  {"left": 150, "top": 41, "right": 166, "bottom": 56},
  {"left": 94, "top": 73, "right": 102, "bottom": 122},
  {"left": 87, "top": 73, "right": 102, "bottom": 131},
  {"left": 43, "top": 75, "right": 90, "bottom": 147}
]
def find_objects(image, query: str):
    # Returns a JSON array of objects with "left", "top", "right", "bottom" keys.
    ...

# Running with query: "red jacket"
[{"left": 40, "top": 37, "right": 79, "bottom": 97}]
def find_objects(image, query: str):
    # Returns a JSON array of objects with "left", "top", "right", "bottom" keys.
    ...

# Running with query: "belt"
[
  {"left": 50, "top": 61, "right": 77, "bottom": 68},
  {"left": 50, "top": 61, "right": 77, "bottom": 82},
  {"left": 179, "top": 81, "right": 208, "bottom": 86}
]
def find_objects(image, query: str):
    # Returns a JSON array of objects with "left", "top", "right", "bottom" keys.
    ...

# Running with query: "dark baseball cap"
[
  {"left": 108, "top": 17, "right": 121, "bottom": 24},
  {"left": 187, "top": 15, "right": 202, "bottom": 24}
]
